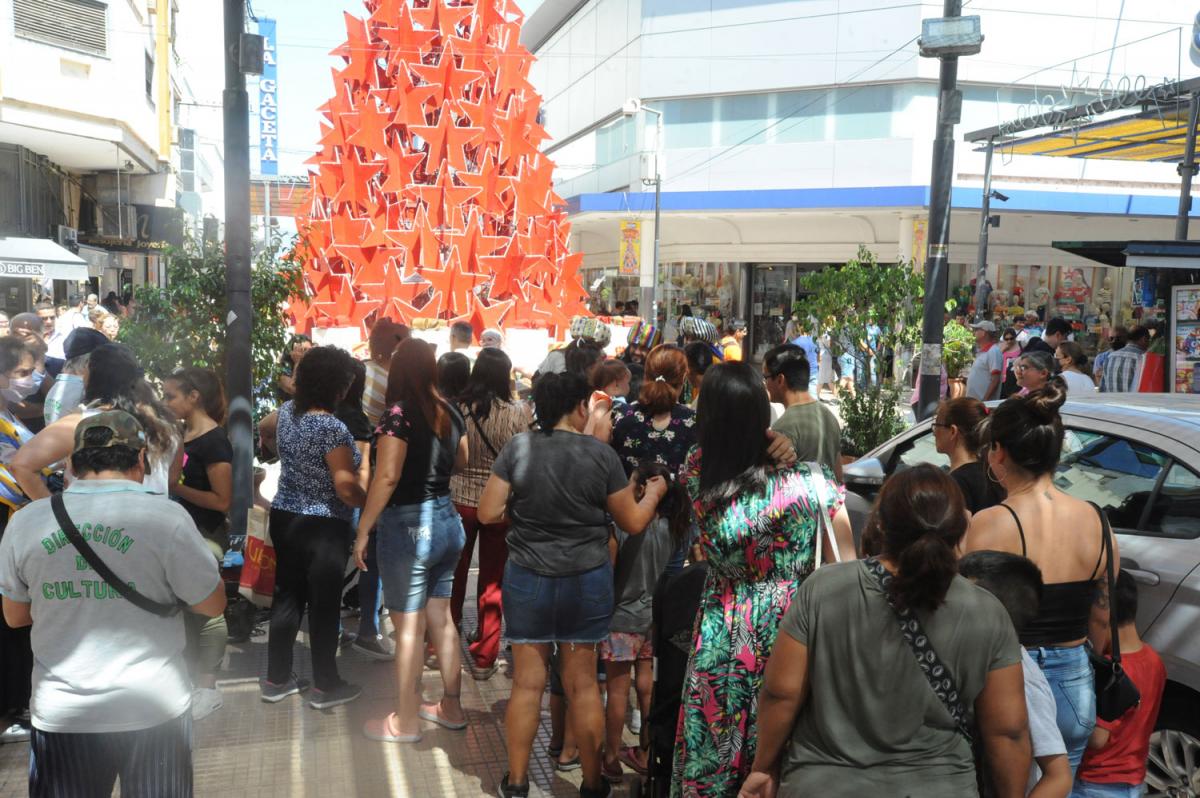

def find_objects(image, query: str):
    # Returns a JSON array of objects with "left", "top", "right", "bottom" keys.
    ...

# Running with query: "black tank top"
[{"left": 1000, "top": 503, "right": 1105, "bottom": 647}]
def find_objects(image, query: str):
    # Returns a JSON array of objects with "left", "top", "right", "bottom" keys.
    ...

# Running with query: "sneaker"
[
  {"left": 628, "top": 707, "right": 642, "bottom": 735},
  {"left": 0, "top": 721, "right": 30, "bottom": 744},
  {"left": 338, "top": 629, "right": 356, "bottom": 647},
  {"left": 260, "top": 675, "right": 311, "bottom": 703},
  {"left": 191, "top": 688, "right": 223, "bottom": 721},
  {"left": 309, "top": 681, "right": 362, "bottom": 709},
  {"left": 352, "top": 634, "right": 395, "bottom": 661},
  {"left": 497, "top": 774, "right": 529, "bottom": 798}
]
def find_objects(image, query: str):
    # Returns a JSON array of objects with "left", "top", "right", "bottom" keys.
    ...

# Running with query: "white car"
[{"left": 843, "top": 394, "right": 1200, "bottom": 797}]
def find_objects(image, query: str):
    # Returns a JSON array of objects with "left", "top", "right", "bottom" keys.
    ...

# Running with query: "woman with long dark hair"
[
  {"left": 672, "top": 362, "right": 854, "bottom": 798},
  {"left": 449, "top": 348, "right": 531, "bottom": 678},
  {"left": 354, "top": 338, "right": 469, "bottom": 743},
  {"left": 932, "top": 397, "right": 1004, "bottom": 514},
  {"left": 478, "top": 371, "right": 666, "bottom": 798},
  {"left": 437, "top": 351, "right": 471, "bottom": 401},
  {"left": 964, "top": 381, "right": 1116, "bottom": 772},
  {"left": 264, "top": 346, "right": 366, "bottom": 709},
  {"left": 739, "top": 465, "right": 1030, "bottom": 798}
]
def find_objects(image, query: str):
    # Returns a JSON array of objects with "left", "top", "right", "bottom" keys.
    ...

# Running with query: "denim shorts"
[
  {"left": 376, "top": 495, "right": 466, "bottom": 613},
  {"left": 1070, "top": 781, "right": 1144, "bottom": 798},
  {"left": 503, "top": 560, "right": 614, "bottom": 645},
  {"left": 1030, "top": 644, "right": 1096, "bottom": 774}
]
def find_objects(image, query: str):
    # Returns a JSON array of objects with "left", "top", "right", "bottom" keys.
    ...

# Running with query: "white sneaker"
[
  {"left": 191, "top": 688, "right": 223, "bottom": 721},
  {"left": 0, "top": 722, "right": 30, "bottom": 744},
  {"left": 629, "top": 708, "right": 642, "bottom": 735}
]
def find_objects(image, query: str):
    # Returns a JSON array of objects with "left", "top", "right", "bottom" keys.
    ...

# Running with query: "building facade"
[{"left": 525, "top": 0, "right": 1197, "bottom": 358}]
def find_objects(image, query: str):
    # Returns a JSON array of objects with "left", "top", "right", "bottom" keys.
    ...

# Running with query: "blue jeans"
[
  {"left": 503, "top": 560, "right": 613, "bottom": 644},
  {"left": 376, "top": 496, "right": 466, "bottom": 614},
  {"left": 1070, "top": 781, "right": 1144, "bottom": 798},
  {"left": 357, "top": 533, "right": 383, "bottom": 637},
  {"left": 1030, "top": 644, "right": 1096, "bottom": 775}
]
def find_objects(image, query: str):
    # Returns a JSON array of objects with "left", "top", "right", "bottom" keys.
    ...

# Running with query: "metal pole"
[
  {"left": 972, "top": 137, "right": 995, "bottom": 320},
  {"left": 1175, "top": 93, "right": 1200, "bottom": 241},
  {"left": 651, "top": 112, "right": 663, "bottom": 325},
  {"left": 917, "top": 0, "right": 962, "bottom": 421},
  {"left": 223, "top": 0, "right": 254, "bottom": 539}
]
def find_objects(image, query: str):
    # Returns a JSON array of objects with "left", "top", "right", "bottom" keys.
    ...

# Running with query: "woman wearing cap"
[{"left": 10, "top": 343, "right": 180, "bottom": 501}]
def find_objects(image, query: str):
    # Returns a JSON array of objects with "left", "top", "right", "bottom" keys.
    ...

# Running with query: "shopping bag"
[
  {"left": 238, "top": 506, "right": 276, "bottom": 607},
  {"left": 1136, "top": 351, "right": 1166, "bottom": 393}
]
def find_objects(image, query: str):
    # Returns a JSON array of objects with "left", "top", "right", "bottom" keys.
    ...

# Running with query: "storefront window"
[
  {"left": 583, "top": 267, "right": 639, "bottom": 315},
  {"left": 749, "top": 264, "right": 796, "bottom": 360},
  {"left": 659, "top": 262, "right": 741, "bottom": 330}
]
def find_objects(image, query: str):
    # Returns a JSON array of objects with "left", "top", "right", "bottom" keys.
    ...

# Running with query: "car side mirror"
[{"left": 843, "top": 457, "right": 886, "bottom": 486}]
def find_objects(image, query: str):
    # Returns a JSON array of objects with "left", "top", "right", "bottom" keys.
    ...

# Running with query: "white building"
[
  {"left": 0, "top": 0, "right": 224, "bottom": 312},
  {"left": 525, "top": 0, "right": 1198, "bottom": 358}
]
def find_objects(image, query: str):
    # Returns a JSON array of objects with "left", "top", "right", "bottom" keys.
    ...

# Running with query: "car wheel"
[{"left": 1146, "top": 684, "right": 1200, "bottom": 798}]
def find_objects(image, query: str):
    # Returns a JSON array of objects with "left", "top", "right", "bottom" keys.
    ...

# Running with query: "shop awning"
[
  {"left": 995, "top": 107, "right": 1199, "bottom": 162},
  {"left": 1052, "top": 240, "right": 1200, "bottom": 269},
  {"left": 0, "top": 237, "right": 89, "bottom": 281}
]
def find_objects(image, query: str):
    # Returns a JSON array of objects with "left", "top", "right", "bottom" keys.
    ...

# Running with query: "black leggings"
[{"left": 266, "top": 509, "right": 352, "bottom": 692}]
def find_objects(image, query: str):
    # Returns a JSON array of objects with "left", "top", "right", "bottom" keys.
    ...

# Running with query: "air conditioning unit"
[{"left": 57, "top": 225, "right": 79, "bottom": 252}]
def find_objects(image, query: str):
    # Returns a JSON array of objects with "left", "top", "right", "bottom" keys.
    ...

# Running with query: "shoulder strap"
[
  {"left": 805, "top": 462, "right": 840, "bottom": 567},
  {"left": 998, "top": 503, "right": 1027, "bottom": 557},
  {"left": 50, "top": 493, "right": 184, "bottom": 618},
  {"left": 466, "top": 408, "right": 500, "bottom": 459},
  {"left": 1089, "top": 502, "right": 1121, "bottom": 665},
  {"left": 864, "top": 557, "right": 972, "bottom": 742}
]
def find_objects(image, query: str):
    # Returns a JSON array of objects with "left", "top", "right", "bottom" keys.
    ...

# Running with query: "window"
[
  {"left": 832, "top": 84, "right": 895, "bottom": 140},
  {"left": 594, "top": 117, "right": 634, "bottom": 168},
  {"left": 145, "top": 52, "right": 154, "bottom": 101},
  {"left": 893, "top": 430, "right": 949, "bottom": 472},
  {"left": 774, "top": 90, "right": 827, "bottom": 143},
  {"left": 1146, "top": 462, "right": 1200, "bottom": 539},
  {"left": 718, "top": 93, "right": 768, "bottom": 146},
  {"left": 14, "top": 0, "right": 108, "bottom": 57},
  {"left": 1054, "top": 433, "right": 1168, "bottom": 531},
  {"left": 663, "top": 98, "right": 714, "bottom": 149}
]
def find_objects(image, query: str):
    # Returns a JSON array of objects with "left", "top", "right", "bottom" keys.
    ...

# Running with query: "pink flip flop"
[
  {"left": 363, "top": 715, "right": 422, "bottom": 744},
  {"left": 418, "top": 703, "right": 467, "bottom": 731}
]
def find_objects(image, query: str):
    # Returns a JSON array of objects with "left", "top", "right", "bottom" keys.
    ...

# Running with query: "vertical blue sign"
[{"left": 258, "top": 19, "right": 278, "bottom": 175}]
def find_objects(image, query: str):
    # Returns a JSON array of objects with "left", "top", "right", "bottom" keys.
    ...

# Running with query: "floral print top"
[
  {"left": 272, "top": 401, "right": 361, "bottom": 521},
  {"left": 610, "top": 402, "right": 697, "bottom": 477}
]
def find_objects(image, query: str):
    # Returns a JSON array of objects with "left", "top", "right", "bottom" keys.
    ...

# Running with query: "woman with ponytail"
[
  {"left": 963, "top": 379, "right": 1117, "bottom": 772},
  {"left": 611, "top": 345, "right": 696, "bottom": 478},
  {"left": 740, "top": 465, "right": 1030, "bottom": 798}
]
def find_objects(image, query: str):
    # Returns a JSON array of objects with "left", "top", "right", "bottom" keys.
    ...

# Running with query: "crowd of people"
[{"left": 0, "top": 309, "right": 1171, "bottom": 798}]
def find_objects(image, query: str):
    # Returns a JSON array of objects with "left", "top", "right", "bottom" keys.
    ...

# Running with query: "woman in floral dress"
[
  {"left": 671, "top": 362, "right": 852, "bottom": 798},
  {"left": 611, "top": 345, "right": 696, "bottom": 477}
]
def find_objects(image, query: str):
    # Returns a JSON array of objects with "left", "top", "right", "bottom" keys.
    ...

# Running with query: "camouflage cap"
[{"left": 73, "top": 410, "right": 147, "bottom": 453}]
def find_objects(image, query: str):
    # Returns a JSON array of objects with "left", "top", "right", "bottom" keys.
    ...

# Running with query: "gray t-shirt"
[
  {"left": 492, "top": 430, "right": 628, "bottom": 576},
  {"left": 610, "top": 516, "right": 674, "bottom": 634},
  {"left": 1023, "top": 647, "right": 1067, "bottom": 793},
  {"left": 777, "top": 561, "right": 1021, "bottom": 797},
  {"left": 770, "top": 402, "right": 841, "bottom": 475},
  {"left": 0, "top": 479, "right": 221, "bottom": 733}
]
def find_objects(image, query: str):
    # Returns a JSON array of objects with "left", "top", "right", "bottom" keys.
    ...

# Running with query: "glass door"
[{"left": 749, "top": 264, "right": 796, "bottom": 360}]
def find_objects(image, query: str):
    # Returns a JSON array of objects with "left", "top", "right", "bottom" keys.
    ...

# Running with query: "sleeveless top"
[{"left": 1001, "top": 503, "right": 1105, "bottom": 646}]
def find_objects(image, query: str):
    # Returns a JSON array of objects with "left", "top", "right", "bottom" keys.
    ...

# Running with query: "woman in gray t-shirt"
[
  {"left": 739, "top": 465, "right": 1029, "bottom": 798},
  {"left": 478, "top": 371, "right": 667, "bottom": 798}
]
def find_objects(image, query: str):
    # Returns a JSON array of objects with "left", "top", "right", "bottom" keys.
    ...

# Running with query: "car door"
[{"left": 1054, "top": 426, "right": 1200, "bottom": 636}]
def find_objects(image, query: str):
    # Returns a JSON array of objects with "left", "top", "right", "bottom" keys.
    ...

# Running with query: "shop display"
[{"left": 1170, "top": 285, "right": 1200, "bottom": 394}]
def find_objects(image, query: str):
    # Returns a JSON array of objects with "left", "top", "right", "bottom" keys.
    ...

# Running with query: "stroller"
[{"left": 632, "top": 561, "right": 708, "bottom": 798}]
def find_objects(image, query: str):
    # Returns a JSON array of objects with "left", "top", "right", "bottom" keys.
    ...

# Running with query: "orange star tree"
[{"left": 292, "top": 0, "right": 589, "bottom": 336}]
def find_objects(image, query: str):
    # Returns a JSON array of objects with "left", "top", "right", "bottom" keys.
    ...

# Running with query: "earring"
[{"left": 987, "top": 462, "right": 1006, "bottom": 484}]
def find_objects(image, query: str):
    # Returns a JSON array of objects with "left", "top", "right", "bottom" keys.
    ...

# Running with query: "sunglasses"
[{"left": 1003, "top": 336, "right": 1016, "bottom": 341}]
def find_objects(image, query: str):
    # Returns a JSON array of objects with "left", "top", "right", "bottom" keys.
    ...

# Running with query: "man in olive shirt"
[{"left": 763, "top": 344, "right": 843, "bottom": 481}]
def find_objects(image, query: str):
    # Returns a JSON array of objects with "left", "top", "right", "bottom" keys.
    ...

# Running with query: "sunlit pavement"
[{"left": 0, "top": 572, "right": 645, "bottom": 797}]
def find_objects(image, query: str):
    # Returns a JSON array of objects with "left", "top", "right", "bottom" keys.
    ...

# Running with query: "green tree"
[
  {"left": 119, "top": 236, "right": 304, "bottom": 417},
  {"left": 792, "top": 247, "right": 924, "bottom": 457}
]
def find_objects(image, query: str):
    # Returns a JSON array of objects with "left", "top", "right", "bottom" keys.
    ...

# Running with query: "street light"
[{"left": 622, "top": 98, "right": 663, "bottom": 325}]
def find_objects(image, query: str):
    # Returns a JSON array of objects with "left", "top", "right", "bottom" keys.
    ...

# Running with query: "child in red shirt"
[{"left": 1072, "top": 570, "right": 1166, "bottom": 797}]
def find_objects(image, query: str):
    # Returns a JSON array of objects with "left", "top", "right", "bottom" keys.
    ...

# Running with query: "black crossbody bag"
[
  {"left": 1087, "top": 502, "right": 1141, "bottom": 721},
  {"left": 50, "top": 493, "right": 186, "bottom": 618}
]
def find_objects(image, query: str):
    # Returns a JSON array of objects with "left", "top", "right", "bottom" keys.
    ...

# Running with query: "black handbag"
[
  {"left": 51, "top": 493, "right": 186, "bottom": 618},
  {"left": 1087, "top": 502, "right": 1141, "bottom": 722}
]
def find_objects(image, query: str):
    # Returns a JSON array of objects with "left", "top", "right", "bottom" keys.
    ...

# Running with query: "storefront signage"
[
  {"left": 258, "top": 19, "right": 279, "bottom": 176},
  {"left": 618, "top": 221, "right": 640, "bottom": 276},
  {"left": 77, "top": 205, "right": 185, "bottom": 253},
  {"left": 0, "top": 261, "right": 47, "bottom": 277}
]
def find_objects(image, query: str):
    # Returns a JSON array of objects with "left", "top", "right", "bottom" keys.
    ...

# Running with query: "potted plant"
[{"left": 942, "top": 322, "right": 975, "bottom": 398}]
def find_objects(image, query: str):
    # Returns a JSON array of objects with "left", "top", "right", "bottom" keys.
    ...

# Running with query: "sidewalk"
[{"left": 0, "top": 575, "right": 642, "bottom": 797}]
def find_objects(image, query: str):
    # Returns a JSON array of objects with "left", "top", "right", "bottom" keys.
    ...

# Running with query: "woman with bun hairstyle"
[
  {"left": 932, "top": 397, "right": 1004, "bottom": 514},
  {"left": 610, "top": 345, "right": 696, "bottom": 478},
  {"left": 1055, "top": 341, "right": 1096, "bottom": 394},
  {"left": 740, "top": 465, "right": 1030, "bottom": 798},
  {"left": 963, "top": 380, "right": 1116, "bottom": 773},
  {"left": 478, "top": 371, "right": 667, "bottom": 798}
]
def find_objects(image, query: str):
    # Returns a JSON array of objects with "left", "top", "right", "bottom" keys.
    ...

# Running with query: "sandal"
[
  {"left": 418, "top": 697, "right": 467, "bottom": 730},
  {"left": 470, "top": 660, "right": 500, "bottom": 681},
  {"left": 363, "top": 714, "right": 422, "bottom": 744},
  {"left": 617, "top": 745, "right": 648, "bottom": 775},
  {"left": 601, "top": 757, "right": 624, "bottom": 783},
  {"left": 554, "top": 754, "right": 581, "bottom": 772}
]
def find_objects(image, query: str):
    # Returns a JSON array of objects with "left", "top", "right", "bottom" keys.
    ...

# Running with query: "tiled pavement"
[{"left": 0, "top": 580, "right": 646, "bottom": 798}]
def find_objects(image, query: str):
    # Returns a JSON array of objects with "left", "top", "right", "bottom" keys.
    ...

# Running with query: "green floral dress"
[{"left": 671, "top": 449, "right": 843, "bottom": 797}]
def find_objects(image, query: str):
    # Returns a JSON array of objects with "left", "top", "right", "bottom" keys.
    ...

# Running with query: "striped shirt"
[
  {"left": 1101, "top": 344, "right": 1144, "bottom": 392},
  {"left": 450, "top": 398, "right": 531, "bottom": 508},
  {"left": 362, "top": 360, "right": 388, "bottom": 427}
]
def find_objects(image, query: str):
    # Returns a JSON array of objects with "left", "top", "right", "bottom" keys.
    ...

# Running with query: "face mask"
[
  {"left": 31, "top": 370, "right": 45, "bottom": 389},
  {"left": 1, "top": 375, "right": 37, "bottom": 403}
]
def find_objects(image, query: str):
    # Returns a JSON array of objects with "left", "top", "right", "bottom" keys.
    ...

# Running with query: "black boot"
[
  {"left": 497, "top": 774, "right": 529, "bottom": 798},
  {"left": 579, "top": 780, "right": 612, "bottom": 798}
]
